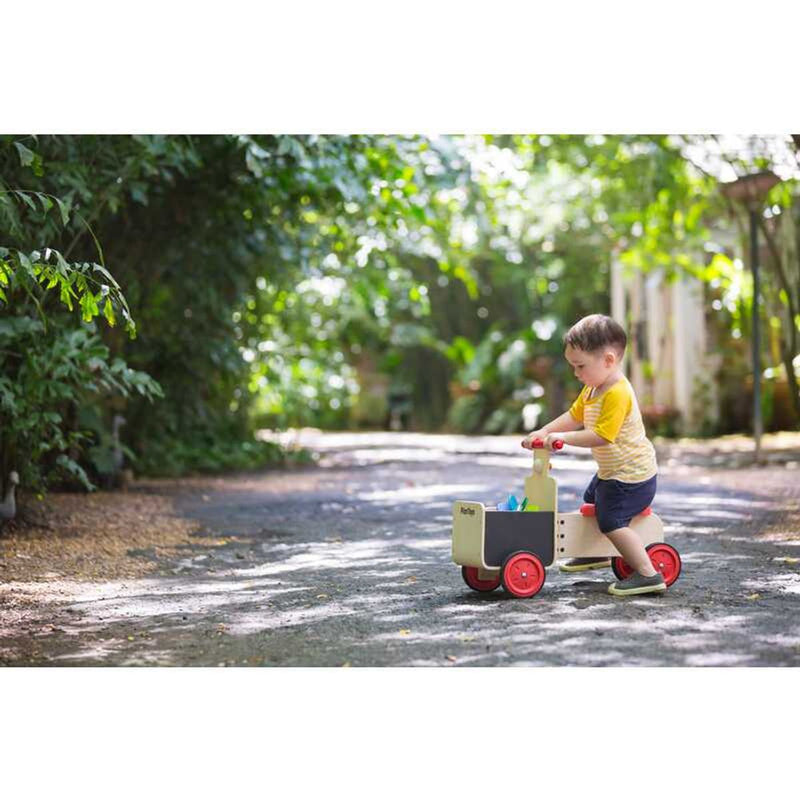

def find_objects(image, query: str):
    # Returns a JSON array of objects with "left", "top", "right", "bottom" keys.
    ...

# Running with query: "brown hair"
[{"left": 563, "top": 314, "right": 627, "bottom": 356}]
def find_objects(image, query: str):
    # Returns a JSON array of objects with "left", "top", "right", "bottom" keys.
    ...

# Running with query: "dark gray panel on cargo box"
[{"left": 483, "top": 511, "right": 555, "bottom": 567}]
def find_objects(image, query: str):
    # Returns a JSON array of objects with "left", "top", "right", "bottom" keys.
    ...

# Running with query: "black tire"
[{"left": 461, "top": 565, "right": 501, "bottom": 592}]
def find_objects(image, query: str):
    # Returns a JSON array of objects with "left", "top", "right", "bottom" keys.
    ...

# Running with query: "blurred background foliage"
[{"left": 2, "top": 134, "right": 798, "bottom": 492}]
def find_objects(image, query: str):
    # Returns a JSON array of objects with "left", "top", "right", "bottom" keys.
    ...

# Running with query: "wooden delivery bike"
[{"left": 451, "top": 438, "right": 682, "bottom": 598}]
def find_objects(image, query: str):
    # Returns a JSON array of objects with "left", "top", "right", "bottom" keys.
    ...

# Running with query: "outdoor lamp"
[{"left": 720, "top": 170, "right": 782, "bottom": 464}]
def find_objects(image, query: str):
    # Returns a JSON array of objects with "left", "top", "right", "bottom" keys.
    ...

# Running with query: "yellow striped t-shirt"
[{"left": 568, "top": 376, "right": 657, "bottom": 483}]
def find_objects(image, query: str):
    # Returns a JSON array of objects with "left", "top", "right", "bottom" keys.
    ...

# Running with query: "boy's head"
[{"left": 563, "top": 314, "right": 627, "bottom": 387}]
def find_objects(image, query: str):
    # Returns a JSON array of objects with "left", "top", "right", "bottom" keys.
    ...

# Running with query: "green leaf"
[
  {"left": 104, "top": 299, "right": 116, "bottom": 326},
  {"left": 0, "top": 378, "right": 17, "bottom": 412},
  {"left": 55, "top": 455, "right": 96, "bottom": 491},
  {"left": 92, "top": 263, "right": 121, "bottom": 289},
  {"left": 56, "top": 198, "right": 71, "bottom": 225},
  {"left": 0, "top": 317, "right": 44, "bottom": 338},
  {"left": 130, "top": 184, "right": 148, "bottom": 205},
  {"left": 14, "top": 141, "right": 36, "bottom": 167},
  {"left": 80, "top": 291, "right": 99, "bottom": 322},
  {"left": 54, "top": 250, "right": 70, "bottom": 275},
  {"left": 60, "top": 282, "right": 74, "bottom": 311},
  {"left": 17, "top": 251, "right": 34, "bottom": 276},
  {"left": 15, "top": 191, "right": 37, "bottom": 211}
]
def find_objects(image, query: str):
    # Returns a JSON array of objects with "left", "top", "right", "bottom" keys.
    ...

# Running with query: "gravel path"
[{"left": 2, "top": 433, "right": 799, "bottom": 666}]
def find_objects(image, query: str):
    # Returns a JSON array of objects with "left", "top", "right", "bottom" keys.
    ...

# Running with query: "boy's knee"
[
  {"left": 600, "top": 523, "right": 629, "bottom": 536},
  {"left": 597, "top": 511, "right": 630, "bottom": 535}
]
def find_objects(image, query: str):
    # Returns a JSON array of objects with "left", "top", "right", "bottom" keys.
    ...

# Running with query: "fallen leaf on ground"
[
  {"left": 405, "top": 576, "right": 417, "bottom": 583},
  {"left": 446, "top": 655, "right": 457, "bottom": 662},
  {"left": 747, "top": 593, "right": 761, "bottom": 600},
  {"left": 316, "top": 593, "right": 329, "bottom": 599},
  {"left": 775, "top": 557, "right": 799, "bottom": 564},
  {"left": 399, "top": 629, "right": 411, "bottom": 636}
]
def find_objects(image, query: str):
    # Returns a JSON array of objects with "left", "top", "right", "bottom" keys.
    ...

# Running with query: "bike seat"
[{"left": 579, "top": 503, "right": 652, "bottom": 517}]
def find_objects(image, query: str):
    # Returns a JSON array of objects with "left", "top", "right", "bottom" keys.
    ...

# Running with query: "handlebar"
[{"left": 530, "top": 438, "right": 564, "bottom": 450}]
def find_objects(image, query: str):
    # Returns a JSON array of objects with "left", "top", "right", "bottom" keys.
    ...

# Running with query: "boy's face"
[{"left": 565, "top": 344, "right": 618, "bottom": 388}]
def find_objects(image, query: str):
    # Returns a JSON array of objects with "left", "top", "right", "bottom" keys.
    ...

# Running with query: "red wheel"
[
  {"left": 501, "top": 551, "right": 546, "bottom": 598},
  {"left": 646, "top": 543, "right": 682, "bottom": 586},
  {"left": 611, "top": 556, "right": 634, "bottom": 581},
  {"left": 462, "top": 566, "right": 501, "bottom": 593}
]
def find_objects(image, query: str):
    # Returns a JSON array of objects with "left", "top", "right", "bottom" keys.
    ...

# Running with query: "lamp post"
[{"left": 720, "top": 171, "right": 781, "bottom": 464}]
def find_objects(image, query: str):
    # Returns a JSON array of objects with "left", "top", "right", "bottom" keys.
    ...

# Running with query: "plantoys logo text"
[{"left": 459, "top": 505, "right": 476, "bottom": 516}]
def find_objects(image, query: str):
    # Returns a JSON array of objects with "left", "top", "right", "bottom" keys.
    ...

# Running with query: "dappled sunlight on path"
[{"left": 2, "top": 433, "right": 799, "bottom": 666}]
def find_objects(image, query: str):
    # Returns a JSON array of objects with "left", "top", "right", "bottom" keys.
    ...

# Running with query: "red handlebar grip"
[{"left": 531, "top": 438, "right": 564, "bottom": 450}]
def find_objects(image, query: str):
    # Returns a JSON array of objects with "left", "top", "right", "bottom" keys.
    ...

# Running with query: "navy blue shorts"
[{"left": 583, "top": 473, "right": 657, "bottom": 534}]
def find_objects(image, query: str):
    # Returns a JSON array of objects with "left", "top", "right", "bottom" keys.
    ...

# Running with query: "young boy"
[{"left": 522, "top": 314, "right": 665, "bottom": 597}]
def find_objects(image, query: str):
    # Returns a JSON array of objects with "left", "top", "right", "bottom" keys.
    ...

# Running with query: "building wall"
[{"left": 611, "top": 258, "right": 719, "bottom": 435}]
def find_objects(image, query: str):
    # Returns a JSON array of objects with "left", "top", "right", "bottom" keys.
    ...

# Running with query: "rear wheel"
[
  {"left": 611, "top": 556, "right": 634, "bottom": 581},
  {"left": 501, "top": 551, "right": 546, "bottom": 598},
  {"left": 461, "top": 566, "right": 501, "bottom": 592},
  {"left": 646, "top": 543, "right": 682, "bottom": 586}
]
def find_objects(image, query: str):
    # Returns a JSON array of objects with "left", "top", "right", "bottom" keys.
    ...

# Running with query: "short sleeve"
[
  {"left": 592, "top": 383, "right": 632, "bottom": 442},
  {"left": 568, "top": 388, "right": 586, "bottom": 423}
]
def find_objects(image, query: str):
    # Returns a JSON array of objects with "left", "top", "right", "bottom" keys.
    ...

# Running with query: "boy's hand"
[
  {"left": 521, "top": 430, "right": 548, "bottom": 449},
  {"left": 543, "top": 432, "right": 565, "bottom": 451}
]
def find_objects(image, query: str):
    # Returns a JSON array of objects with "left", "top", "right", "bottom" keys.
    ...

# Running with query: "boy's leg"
[
  {"left": 594, "top": 476, "right": 664, "bottom": 595},
  {"left": 596, "top": 475, "right": 659, "bottom": 576},
  {"left": 605, "top": 526, "right": 658, "bottom": 576},
  {"left": 605, "top": 525, "right": 666, "bottom": 596}
]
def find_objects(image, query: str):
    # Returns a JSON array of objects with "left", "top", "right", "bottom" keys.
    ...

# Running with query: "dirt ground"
[{"left": 0, "top": 490, "right": 200, "bottom": 583}]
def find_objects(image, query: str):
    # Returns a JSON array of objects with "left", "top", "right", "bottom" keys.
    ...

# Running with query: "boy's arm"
[
  {"left": 553, "top": 429, "right": 609, "bottom": 448},
  {"left": 521, "top": 411, "right": 582, "bottom": 449},
  {"left": 541, "top": 411, "right": 583, "bottom": 435},
  {"left": 558, "top": 383, "right": 630, "bottom": 449}
]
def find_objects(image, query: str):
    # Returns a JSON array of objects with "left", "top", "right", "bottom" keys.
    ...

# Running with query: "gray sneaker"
[
  {"left": 608, "top": 571, "right": 667, "bottom": 597},
  {"left": 559, "top": 557, "right": 612, "bottom": 573}
]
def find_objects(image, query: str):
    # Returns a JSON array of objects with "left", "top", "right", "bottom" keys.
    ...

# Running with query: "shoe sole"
[
  {"left": 559, "top": 560, "right": 612, "bottom": 573},
  {"left": 608, "top": 583, "right": 667, "bottom": 597}
]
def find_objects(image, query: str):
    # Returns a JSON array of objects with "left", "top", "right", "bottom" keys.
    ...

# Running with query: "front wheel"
[
  {"left": 462, "top": 566, "right": 501, "bottom": 593},
  {"left": 501, "top": 551, "right": 546, "bottom": 598}
]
